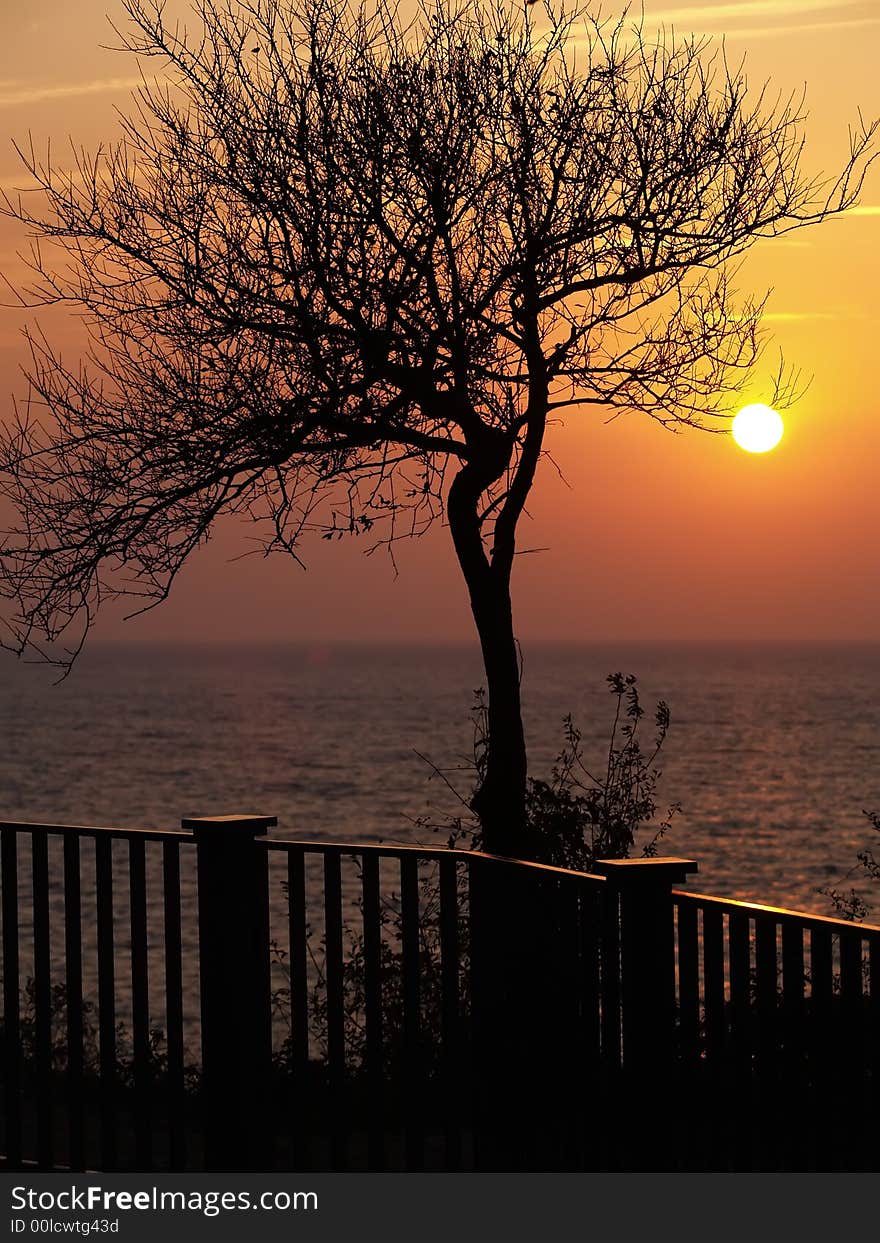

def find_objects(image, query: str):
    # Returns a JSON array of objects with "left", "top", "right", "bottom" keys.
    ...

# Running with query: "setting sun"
[{"left": 731, "top": 404, "right": 785, "bottom": 454}]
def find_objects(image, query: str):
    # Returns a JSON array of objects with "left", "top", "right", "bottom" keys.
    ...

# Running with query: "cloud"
[
  {"left": 645, "top": 0, "right": 863, "bottom": 25},
  {"left": 845, "top": 205, "right": 880, "bottom": 216},
  {"left": 763, "top": 309, "right": 873, "bottom": 321},
  {"left": 636, "top": 0, "right": 880, "bottom": 38},
  {"left": 764, "top": 311, "right": 838, "bottom": 321},
  {"left": 0, "top": 172, "right": 55, "bottom": 192},
  {"left": 0, "top": 76, "right": 143, "bottom": 108},
  {"left": 717, "top": 14, "right": 880, "bottom": 36},
  {"left": 753, "top": 236, "right": 813, "bottom": 248}
]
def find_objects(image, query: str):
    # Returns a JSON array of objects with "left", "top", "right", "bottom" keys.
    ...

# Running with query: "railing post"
[
  {"left": 468, "top": 856, "right": 559, "bottom": 1170},
  {"left": 594, "top": 857, "right": 697, "bottom": 1068},
  {"left": 468, "top": 856, "right": 529, "bottom": 1170},
  {"left": 184, "top": 814, "right": 276, "bottom": 1171},
  {"left": 594, "top": 856, "right": 697, "bottom": 1170}
]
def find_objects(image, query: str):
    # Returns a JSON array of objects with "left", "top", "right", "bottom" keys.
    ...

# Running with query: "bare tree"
[{"left": 0, "top": 0, "right": 874, "bottom": 855}]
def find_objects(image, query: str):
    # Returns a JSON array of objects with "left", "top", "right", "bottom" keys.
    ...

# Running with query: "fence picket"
[
  {"left": 95, "top": 835, "right": 117, "bottom": 1171},
  {"left": 31, "top": 831, "right": 53, "bottom": 1169},
  {"left": 162, "top": 840, "right": 186, "bottom": 1171},
  {"left": 1, "top": 828, "right": 21, "bottom": 1168},
  {"left": 439, "top": 855, "right": 461, "bottom": 1171},
  {"left": 323, "top": 850, "right": 345, "bottom": 1170},
  {"left": 286, "top": 849, "right": 309, "bottom": 1168},
  {"left": 63, "top": 834, "right": 85, "bottom": 1170},
  {"left": 362, "top": 850, "right": 384, "bottom": 1171},
  {"left": 400, "top": 853, "right": 424, "bottom": 1171}
]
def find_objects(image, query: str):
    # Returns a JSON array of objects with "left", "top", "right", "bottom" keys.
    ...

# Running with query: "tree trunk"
[
  {"left": 447, "top": 459, "right": 529, "bottom": 858},
  {"left": 469, "top": 571, "right": 528, "bottom": 857}
]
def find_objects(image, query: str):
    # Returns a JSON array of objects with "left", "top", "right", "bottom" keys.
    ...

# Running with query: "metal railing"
[
  {"left": 1, "top": 815, "right": 879, "bottom": 1171},
  {"left": 671, "top": 889, "right": 880, "bottom": 1170}
]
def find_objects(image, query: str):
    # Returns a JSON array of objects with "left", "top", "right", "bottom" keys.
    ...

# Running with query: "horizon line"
[{"left": 68, "top": 635, "right": 880, "bottom": 645}]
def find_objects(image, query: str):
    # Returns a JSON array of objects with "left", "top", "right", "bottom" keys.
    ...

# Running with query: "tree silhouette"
[{"left": 0, "top": 0, "right": 874, "bottom": 855}]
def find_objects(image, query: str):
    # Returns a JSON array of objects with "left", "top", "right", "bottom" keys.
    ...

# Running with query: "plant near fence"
[
  {"left": 12, "top": 976, "right": 199, "bottom": 1096},
  {"left": 821, "top": 809, "right": 880, "bottom": 923}
]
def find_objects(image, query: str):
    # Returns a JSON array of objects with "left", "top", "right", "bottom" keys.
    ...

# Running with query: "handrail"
[
  {"left": 259, "top": 832, "right": 608, "bottom": 885},
  {"left": 673, "top": 886, "right": 880, "bottom": 937},
  {"left": 260, "top": 835, "right": 473, "bottom": 860},
  {"left": 0, "top": 820, "right": 193, "bottom": 842}
]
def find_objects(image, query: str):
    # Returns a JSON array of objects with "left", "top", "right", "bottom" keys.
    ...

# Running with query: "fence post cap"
[
  {"left": 182, "top": 814, "right": 277, "bottom": 841},
  {"left": 593, "top": 857, "right": 698, "bottom": 885}
]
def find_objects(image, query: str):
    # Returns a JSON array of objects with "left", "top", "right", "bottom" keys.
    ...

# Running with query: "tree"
[{"left": 0, "top": 0, "right": 874, "bottom": 856}]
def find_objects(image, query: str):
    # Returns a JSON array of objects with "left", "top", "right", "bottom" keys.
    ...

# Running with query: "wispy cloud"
[
  {"left": 845, "top": 205, "right": 880, "bottom": 217},
  {"left": 753, "top": 236, "right": 813, "bottom": 248},
  {"left": 763, "top": 309, "right": 874, "bottom": 321},
  {"left": 0, "top": 76, "right": 143, "bottom": 109},
  {"left": 639, "top": 0, "right": 880, "bottom": 38},
  {"left": 646, "top": 0, "right": 863, "bottom": 25},
  {"left": 765, "top": 311, "right": 838, "bottom": 321},
  {"left": 0, "top": 172, "right": 52, "bottom": 192},
  {"left": 716, "top": 14, "right": 880, "bottom": 37}
]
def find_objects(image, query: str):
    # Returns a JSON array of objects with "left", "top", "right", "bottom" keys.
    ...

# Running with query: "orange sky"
[{"left": 1, "top": 0, "right": 878, "bottom": 642}]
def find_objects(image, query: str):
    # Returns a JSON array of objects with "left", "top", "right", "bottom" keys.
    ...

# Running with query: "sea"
[{"left": 2, "top": 638, "right": 880, "bottom": 916}]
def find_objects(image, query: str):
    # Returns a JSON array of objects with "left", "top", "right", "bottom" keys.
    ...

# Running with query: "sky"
[{"left": 0, "top": 0, "right": 878, "bottom": 643}]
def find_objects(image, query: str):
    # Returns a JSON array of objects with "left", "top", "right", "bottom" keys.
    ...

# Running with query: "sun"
[{"left": 731, "top": 404, "right": 784, "bottom": 454}]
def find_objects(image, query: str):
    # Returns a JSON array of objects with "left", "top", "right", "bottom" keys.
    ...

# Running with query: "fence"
[{"left": 1, "top": 815, "right": 879, "bottom": 1172}]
